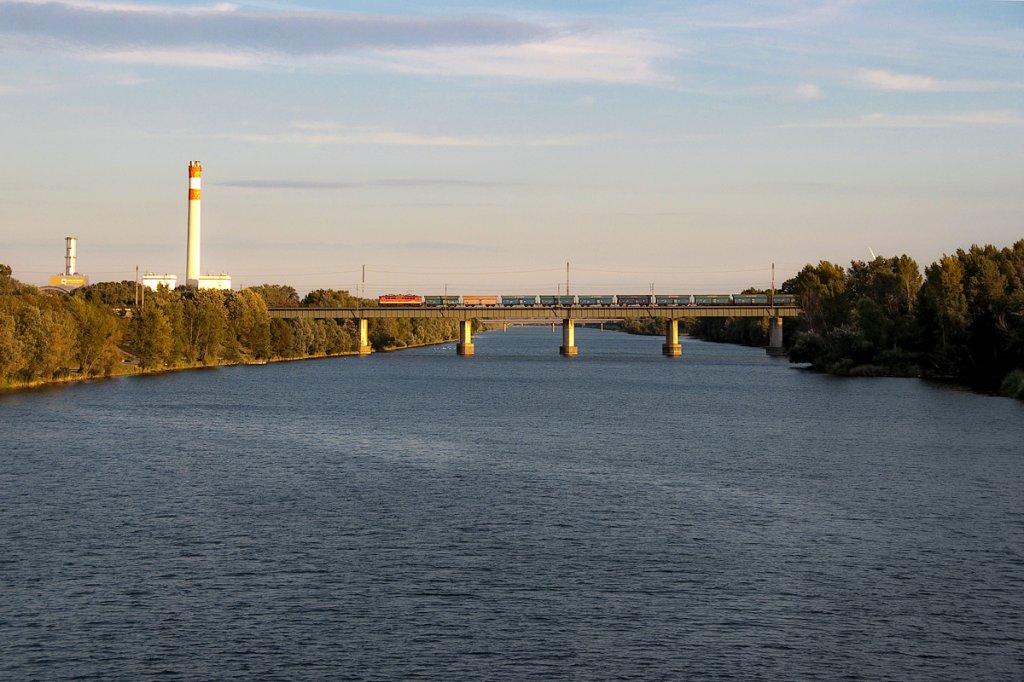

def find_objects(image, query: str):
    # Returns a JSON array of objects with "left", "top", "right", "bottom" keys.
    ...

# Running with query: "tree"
[
  {"left": 249, "top": 284, "right": 300, "bottom": 308},
  {"left": 227, "top": 289, "right": 271, "bottom": 359},
  {"left": 303, "top": 288, "right": 360, "bottom": 307},
  {"left": 918, "top": 255, "right": 969, "bottom": 373},
  {"left": 133, "top": 304, "right": 173, "bottom": 370},
  {"left": 69, "top": 297, "right": 123, "bottom": 376},
  {"left": 182, "top": 291, "right": 228, "bottom": 364},
  {"left": 0, "top": 313, "right": 25, "bottom": 380}
]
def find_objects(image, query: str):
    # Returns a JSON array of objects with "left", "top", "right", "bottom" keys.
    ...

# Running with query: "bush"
[{"left": 999, "top": 369, "right": 1024, "bottom": 400}]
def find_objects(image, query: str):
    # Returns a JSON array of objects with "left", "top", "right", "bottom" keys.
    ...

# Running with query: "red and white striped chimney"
[{"left": 186, "top": 161, "right": 202, "bottom": 285}]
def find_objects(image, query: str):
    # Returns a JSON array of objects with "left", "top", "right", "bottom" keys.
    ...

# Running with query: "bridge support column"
[
  {"left": 767, "top": 316, "right": 785, "bottom": 356},
  {"left": 357, "top": 318, "right": 372, "bottom": 355},
  {"left": 560, "top": 318, "right": 578, "bottom": 356},
  {"left": 662, "top": 319, "right": 682, "bottom": 357},
  {"left": 457, "top": 320, "right": 475, "bottom": 356}
]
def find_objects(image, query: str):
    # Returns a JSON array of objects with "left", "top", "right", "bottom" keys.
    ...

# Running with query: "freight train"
[{"left": 378, "top": 293, "right": 797, "bottom": 306}]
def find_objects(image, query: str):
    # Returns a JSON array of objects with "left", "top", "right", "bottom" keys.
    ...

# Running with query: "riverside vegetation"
[
  {"left": 3, "top": 240, "right": 1023, "bottom": 399},
  {"left": 0, "top": 266, "right": 460, "bottom": 390},
  {"left": 622, "top": 240, "right": 1024, "bottom": 400}
]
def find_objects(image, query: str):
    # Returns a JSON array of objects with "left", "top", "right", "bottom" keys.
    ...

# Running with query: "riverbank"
[{"left": 0, "top": 335, "right": 464, "bottom": 394}]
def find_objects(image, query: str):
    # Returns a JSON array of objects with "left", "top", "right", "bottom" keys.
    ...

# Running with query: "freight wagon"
[
  {"left": 501, "top": 295, "right": 539, "bottom": 306},
  {"left": 655, "top": 294, "right": 692, "bottom": 306},
  {"left": 463, "top": 295, "right": 499, "bottom": 307},
  {"left": 616, "top": 294, "right": 653, "bottom": 306},
  {"left": 692, "top": 295, "right": 733, "bottom": 306},
  {"left": 540, "top": 295, "right": 576, "bottom": 306},
  {"left": 424, "top": 295, "right": 461, "bottom": 306}
]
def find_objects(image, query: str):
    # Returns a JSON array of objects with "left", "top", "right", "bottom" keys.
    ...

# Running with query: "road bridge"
[{"left": 267, "top": 305, "right": 800, "bottom": 357}]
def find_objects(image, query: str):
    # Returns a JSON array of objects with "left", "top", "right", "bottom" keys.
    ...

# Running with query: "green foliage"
[
  {"left": 786, "top": 243, "right": 1024, "bottom": 389},
  {"left": 0, "top": 266, "right": 460, "bottom": 388},
  {"left": 999, "top": 369, "right": 1024, "bottom": 400},
  {"left": 249, "top": 283, "right": 301, "bottom": 308},
  {"left": 74, "top": 280, "right": 138, "bottom": 307}
]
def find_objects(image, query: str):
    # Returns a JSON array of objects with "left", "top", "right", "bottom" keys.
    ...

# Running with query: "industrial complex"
[
  {"left": 43, "top": 162, "right": 231, "bottom": 293},
  {"left": 142, "top": 161, "right": 230, "bottom": 291}
]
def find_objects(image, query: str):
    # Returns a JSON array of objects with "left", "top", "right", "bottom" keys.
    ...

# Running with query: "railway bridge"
[{"left": 267, "top": 305, "right": 801, "bottom": 357}]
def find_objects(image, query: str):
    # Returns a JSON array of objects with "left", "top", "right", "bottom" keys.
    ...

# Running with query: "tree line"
[
  {"left": 4, "top": 240, "right": 1022, "bottom": 397},
  {"left": 623, "top": 240, "right": 1024, "bottom": 398},
  {"left": 0, "top": 268, "right": 460, "bottom": 388}
]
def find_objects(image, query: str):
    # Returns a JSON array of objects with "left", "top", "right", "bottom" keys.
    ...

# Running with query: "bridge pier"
[
  {"left": 560, "top": 318, "right": 578, "bottom": 356},
  {"left": 767, "top": 316, "right": 785, "bottom": 356},
  {"left": 662, "top": 318, "right": 682, "bottom": 357},
  {"left": 457, "top": 320, "right": 475, "bottom": 356},
  {"left": 357, "top": 318, "right": 372, "bottom": 355}
]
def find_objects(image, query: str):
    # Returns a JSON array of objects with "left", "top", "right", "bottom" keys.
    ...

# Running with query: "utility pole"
[
  {"left": 134, "top": 265, "right": 139, "bottom": 307},
  {"left": 566, "top": 262, "right": 570, "bottom": 297},
  {"left": 771, "top": 262, "right": 776, "bottom": 305},
  {"left": 361, "top": 264, "right": 365, "bottom": 298}
]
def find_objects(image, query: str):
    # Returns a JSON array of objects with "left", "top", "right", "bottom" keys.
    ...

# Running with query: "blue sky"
[{"left": 1, "top": 0, "right": 1021, "bottom": 294}]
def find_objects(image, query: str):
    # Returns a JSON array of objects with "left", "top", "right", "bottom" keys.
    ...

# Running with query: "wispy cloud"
[
  {"left": 228, "top": 122, "right": 600, "bottom": 148},
  {"left": 0, "top": 0, "right": 546, "bottom": 53},
  {"left": 793, "top": 83, "right": 822, "bottom": 100},
  {"left": 857, "top": 68, "right": 1024, "bottom": 93},
  {"left": 780, "top": 110, "right": 1024, "bottom": 129},
  {"left": 677, "top": 0, "right": 857, "bottom": 30},
  {"left": 217, "top": 178, "right": 515, "bottom": 190},
  {"left": 367, "top": 31, "right": 678, "bottom": 85},
  {"left": 858, "top": 69, "right": 937, "bottom": 92},
  {"left": 0, "top": 0, "right": 673, "bottom": 84}
]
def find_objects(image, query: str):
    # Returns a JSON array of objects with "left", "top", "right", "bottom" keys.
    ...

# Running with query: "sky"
[{"left": 1, "top": 0, "right": 1022, "bottom": 296}]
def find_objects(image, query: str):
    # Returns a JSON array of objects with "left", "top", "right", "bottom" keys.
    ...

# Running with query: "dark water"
[{"left": 2, "top": 327, "right": 1023, "bottom": 680}]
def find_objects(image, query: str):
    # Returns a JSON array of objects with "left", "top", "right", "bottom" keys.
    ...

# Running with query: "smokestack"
[
  {"left": 186, "top": 161, "right": 202, "bottom": 285},
  {"left": 65, "top": 236, "right": 77, "bottom": 276}
]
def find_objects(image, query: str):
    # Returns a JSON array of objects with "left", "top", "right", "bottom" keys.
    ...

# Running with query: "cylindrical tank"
[
  {"left": 65, "top": 236, "right": 77, "bottom": 275},
  {"left": 186, "top": 161, "right": 202, "bottom": 284}
]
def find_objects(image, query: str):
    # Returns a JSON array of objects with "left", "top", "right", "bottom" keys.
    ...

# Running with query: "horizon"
[{"left": 1, "top": 0, "right": 1021, "bottom": 294}]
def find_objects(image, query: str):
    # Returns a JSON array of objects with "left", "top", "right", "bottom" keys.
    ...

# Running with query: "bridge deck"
[{"left": 268, "top": 305, "right": 801, "bottom": 321}]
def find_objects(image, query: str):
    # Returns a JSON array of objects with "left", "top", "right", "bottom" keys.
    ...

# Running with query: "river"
[{"left": 2, "top": 326, "right": 1022, "bottom": 679}]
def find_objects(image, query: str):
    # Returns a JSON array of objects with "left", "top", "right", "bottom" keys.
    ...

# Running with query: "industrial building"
[{"left": 142, "top": 273, "right": 177, "bottom": 290}]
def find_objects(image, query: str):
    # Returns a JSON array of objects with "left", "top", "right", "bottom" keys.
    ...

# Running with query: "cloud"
[
  {"left": 217, "top": 179, "right": 514, "bottom": 190},
  {"left": 678, "top": 0, "right": 856, "bottom": 30},
  {"left": 857, "top": 68, "right": 1024, "bottom": 93},
  {"left": 794, "top": 83, "right": 822, "bottom": 100},
  {"left": 367, "top": 31, "right": 678, "bottom": 85},
  {"left": 857, "top": 69, "right": 938, "bottom": 92},
  {"left": 0, "top": 1, "right": 547, "bottom": 53},
  {"left": 228, "top": 122, "right": 599, "bottom": 148},
  {"left": 0, "top": 1, "right": 674, "bottom": 84},
  {"left": 779, "top": 110, "right": 1024, "bottom": 129}
]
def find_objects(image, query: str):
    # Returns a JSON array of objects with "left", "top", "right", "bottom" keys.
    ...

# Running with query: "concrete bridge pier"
[
  {"left": 662, "top": 319, "right": 682, "bottom": 357},
  {"left": 357, "top": 318, "right": 372, "bottom": 355},
  {"left": 767, "top": 316, "right": 785, "bottom": 356},
  {"left": 560, "top": 318, "right": 578, "bottom": 356},
  {"left": 457, "top": 320, "right": 475, "bottom": 356}
]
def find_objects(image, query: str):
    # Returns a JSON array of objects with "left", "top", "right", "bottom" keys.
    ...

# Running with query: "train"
[{"left": 378, "top": 293, "right": 797, "bottom": 307}]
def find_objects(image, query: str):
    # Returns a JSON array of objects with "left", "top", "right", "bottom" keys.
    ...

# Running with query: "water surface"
[{"left": 2, "top": 328, "right": 1022, "bottom": 679}]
